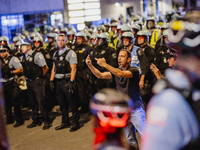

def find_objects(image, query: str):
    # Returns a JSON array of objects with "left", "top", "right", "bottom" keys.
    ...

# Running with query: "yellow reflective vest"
[{"left": 149, "top": 29, "right": 161, "bottom": 48}]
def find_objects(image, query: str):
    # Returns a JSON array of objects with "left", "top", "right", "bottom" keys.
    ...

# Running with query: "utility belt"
[
  {"left": 26, "top": 76, "right": 43, "bottom": 82},
  {"left": 0, "top": 76, "right": 15, "bottom": 83},
  {"left": 55, "top": 73, "right": 71, "bottom": 81}
]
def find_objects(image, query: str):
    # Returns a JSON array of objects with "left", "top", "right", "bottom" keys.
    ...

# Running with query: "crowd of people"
[{"left": 1, "top": 10, "right": 199, "bottom": 150}]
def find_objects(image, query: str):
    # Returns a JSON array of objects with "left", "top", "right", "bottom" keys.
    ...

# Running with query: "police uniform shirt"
[
  {"left": 53, "top": 46, "right": 77, "bottom": 79},
  {"left": 111, "top": 66, "right": 143, "bottom": 110},
  {"left": 24, "top": 50, "right": 47, "bottom": 67},
  {"left": 141, "top": 69, "right": 199, "bottom": 150},
  {"left": 0, "top": 55, "right": 22, "bottom": 82}
]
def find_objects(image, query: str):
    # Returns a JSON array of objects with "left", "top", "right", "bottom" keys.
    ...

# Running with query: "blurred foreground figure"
[
  {"left": 91, "top": 88, "right": 137, "bottom": 150},
  {"left": 0, "top": 51, "right": 9, "bottom": 150},
  {"left": 141, "top": 11, "right": 200, "bottom": 150}
]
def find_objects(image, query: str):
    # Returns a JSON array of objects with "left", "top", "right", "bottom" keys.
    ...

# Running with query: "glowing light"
[
  {"left": 84, "top": 9, "right": 101, "bottom": 15},
  {"left": 69, "top": 10, "right": 84, "bottom": 17},
  {"left": 115, "top": 2, "right": 120, "bottom": 7},
  {"left": 69, "top": 17, "right": 85, "bottom": 23},
  {"left": 84, "top": 2, "right": 100, "bottom": 9},
  {"left": 85, "top": 15, "right": 101, "bottom": 21},
  {"left": 68, "top": 3, "right": 84, "bottom": 10},
  {"left": 67, "top": 0, "right": 83, "bottom": 4}
]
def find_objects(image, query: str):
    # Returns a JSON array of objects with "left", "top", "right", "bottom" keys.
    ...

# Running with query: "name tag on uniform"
[{"left": 79, "top": 50, "right": 83, "bottom": 53}]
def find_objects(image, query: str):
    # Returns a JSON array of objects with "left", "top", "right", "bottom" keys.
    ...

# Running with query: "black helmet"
[
  {"left": 90, "top": 88, "right": 134, "bottom": 128},
  {"left": 168, "top": 11, "right": 200, "bottom": 58}
]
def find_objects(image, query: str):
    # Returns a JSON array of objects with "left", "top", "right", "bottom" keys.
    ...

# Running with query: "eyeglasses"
[{"left": 0, "top": 50, "right": 7, "bottom": 53}]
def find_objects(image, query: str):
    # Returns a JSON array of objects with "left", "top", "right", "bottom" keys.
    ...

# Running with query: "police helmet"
[
  {"left": 104, "top": 22, "right": 110, "bottom": 27},
  {"left": 68, "top": 30, "right": 76, "bottom": 36},
  {"left": 33, "top": 36, "right": 43, "bottom": 42},
  {"left": 88, "top": 28, "right": 93, "bottom": 33},
  {"left": 132, "top": 16, "right": 140, "bottom": 21},
  {"left": 60, "top": 28, "right": 68, "bottom": 33},
  {"left": 85, "top": 31, "right": 91, "bottom": 38},
  {"left": 13, "top": 36, "right": 22, "bottom": 42},
  {"left": 122, "top": 32, "right": 134, "bottom": 39},
  {"left": 97, "top": 25, "right": 106, "bottom": 32},
  {"left": 16, "top": 41, "right": 22, "bottom": 46},
  {"left": 98, "top": 32, "right": 109, "bottom": 42},
  {"left": 137, "top": 30, "right": 148, "bottom": 37},
  {"left": 76, "top": 32, "right": 86, "bottom": 40},
  {"left": 121, "top": 24, "right": 132, "bottom": 32},
  {"left": 47, "top": 33, "right": 57, "bottom": 39},
  {"left": 117, "top": 25, "right": 122, "bottom": 30},
  {"left": 30, "top": 32, "right": 40, "bottom": 38},
  {"left": 168, "top": 11, "right": 200, "bottom": 57},
  {"left": 132, "top": 24, "right": 140, "bottom": 31},
  {"left": 111, "top": 22, "right": 118, "bottom": 27},
  {"left": 90, "top": 32, "right": 99, "bottom": 39},
  {"left": 90, "top": 88, "right": 134, "bottom": 128},
  {"left": 0, "top": 36, "right": 9, "bottom": 43},
  {"left": 161, "top": 23, "right": 170, "bottom": 30}
]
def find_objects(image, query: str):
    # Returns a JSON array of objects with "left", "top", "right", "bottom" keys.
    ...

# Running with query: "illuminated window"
[
  {"left": 69, "top": 17, "right": 85, "bottom": 24},
  {"left": 67, "top": 0, "right": 83, "bottom": 4},
  {"left": 84, "top": 9, "right": 101, "bottom": 16},
  {"left": 68, "top": 0, "right": 101, "bottom": 25},
  {"left": 85, "top": 15, "right": 101, "bottom": 21},
  {"left": 84, "top": 2, "right": 100, "bottom": 9},
  {"left": 69, "top": 10, "right": 85, "bottom": 17},
  {"left": 68, "top": 3, "right": 84, "bottom": 10}
]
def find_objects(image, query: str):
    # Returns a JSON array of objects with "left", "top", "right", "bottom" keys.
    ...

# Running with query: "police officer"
[
  {"left": 146, "top": 17, "right": 161, "bottom": 48},
  {"left": 0, "top": 45, "right": 24, "bottom": 127},
  {"left": 153, "top": 29, "right": 170, "bottom": 75},
  {"left": 97, "top": 25, "right": 106, "bottom": 34},
  {"left": 141, "top": 11, "right": 200, "bottom": 150},
  {"left": 120, "top": 32, "right": 149, "bottom": 90},
  {"left": 60, "top": 27, "right": 68, "bottom": 36},
  {"left": 50, "top": 33, "right": 80, "bottom": 131},
  {"left": 135, "top": 30, "right": 155, "bottom": 105},
  {"left": 21, "top": 41, "right": 52, "bottom": 130},
  {"left": 33, "top": 36, "right": 53, "bottom": 111},
  {"left": 109, "top": 22, "right": 119, "bottom": 50},
  {"left": 72, "top": 32, "right": 93, "bottom": 113},
  {"left": 13, "top": 36, "right": 22, "bottom": 53},
  {"left": 90, "top": 32, "right": 118, "bottom": 91},
  {"left": 154, "top": 23, "right": 170, "bottom": 53},
  {"left": 66, "top": 30, "right": 76, "bottom": 49},
  {"left": 45, "top": 33, "right": 58, "bottom": 73}
]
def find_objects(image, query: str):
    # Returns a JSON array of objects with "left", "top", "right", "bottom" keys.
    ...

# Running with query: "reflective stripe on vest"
[{"left": 150, "top": 29, "right": 161, "bottom": 48}]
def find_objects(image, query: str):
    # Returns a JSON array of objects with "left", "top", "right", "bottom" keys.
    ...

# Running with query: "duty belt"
[
  {"left": 26, "top": 77, "right": 40, "bottom": 82},
  {"left": 55, "top": 73, "right": 71, "bottom": 80}
]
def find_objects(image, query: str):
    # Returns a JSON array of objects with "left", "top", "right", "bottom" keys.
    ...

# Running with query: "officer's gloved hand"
[
  {"left": 50, "top": 81, "right": 54, "bottom": 91},
  {"left": 66, "top": 80, "right": 76, "bottom": 93}
]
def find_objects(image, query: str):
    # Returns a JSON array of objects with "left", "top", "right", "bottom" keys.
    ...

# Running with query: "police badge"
[{"left": 60, "top": 56, "right": 64, "bottom": 60}]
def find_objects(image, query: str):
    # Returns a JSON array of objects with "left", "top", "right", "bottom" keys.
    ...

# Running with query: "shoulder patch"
[
  {"left": 72, "top": 52, "right": 76, "bottom": 57},
  {"left": 147, "top": 106, "right": 169, "bottom": 126},
  {"left": 39, "top": 54, "right": 44, "bottom": 59},
  {"left": 112, "top": 53, "right": 117, "bottom": 59},
  {"left": 45, "top": 54, "right": 50, "bottom": 59},
  {"left": 15, "top": 58, "right": 19, "bottom": 63}
]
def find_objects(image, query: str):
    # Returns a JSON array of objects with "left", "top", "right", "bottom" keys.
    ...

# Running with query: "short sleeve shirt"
[{"left": 112, "top": 66, "right": 143, "bottom": 109}]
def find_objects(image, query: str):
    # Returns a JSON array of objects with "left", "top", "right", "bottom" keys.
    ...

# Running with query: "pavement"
[{"left": 5, "top": 106, "right": 140, "bottom": 150}]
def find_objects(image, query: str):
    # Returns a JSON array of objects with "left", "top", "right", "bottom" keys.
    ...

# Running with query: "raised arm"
[
  {"left": 95, "top": 58, "right": 133, "bottom": 78},
  {"left": 86, "top": 55, "right": 112, "bottom": 79}
]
